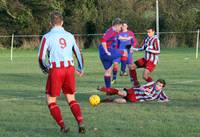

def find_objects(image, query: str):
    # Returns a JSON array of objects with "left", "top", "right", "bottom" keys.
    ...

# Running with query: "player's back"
[
  {"left": 101, "top": 27, "right": 118, "bottom": 48},
  {"left": 45, "top": 27, "right": 76, "bottom": 67}
]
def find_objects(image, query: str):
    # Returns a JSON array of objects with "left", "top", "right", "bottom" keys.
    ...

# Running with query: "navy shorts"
[{"left": 98, "top": 45, "right": 122, "bottom": 70}]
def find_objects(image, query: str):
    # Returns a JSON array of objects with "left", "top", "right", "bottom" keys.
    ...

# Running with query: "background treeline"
[{"left": 0, "top": 0, "right": 199, "bottom": 48}]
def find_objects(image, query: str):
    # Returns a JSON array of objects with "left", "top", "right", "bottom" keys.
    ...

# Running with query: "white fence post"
[
  {"left": 156, "top": 0, "right": 159, "bottom": 38},
  {"left": 11, "top": 34, "right": 14, "bottom": 61},
  {"left": 196, "top": 29, "right": 199, "bottom": 59}
]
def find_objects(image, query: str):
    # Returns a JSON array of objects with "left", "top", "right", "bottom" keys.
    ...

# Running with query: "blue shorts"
[
  {"left": 127, "top": 53, "right": 133, "bottom": 64},
  {"left": 98, "top": 45, "right": 122, "bottom": 70},
  {"left": 113, "top": 49, "right": 124, "bottom": 63},
  {"left": 113, "top": 57, "right": 121, "bottom": 63}
]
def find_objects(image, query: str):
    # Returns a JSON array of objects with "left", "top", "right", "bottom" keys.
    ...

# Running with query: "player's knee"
[
  {"left": 105, "top": 67, "right": 112, "bottom": 76},
  {"left": 143, "top": 74, "right": 148, "bottom": 80},
  {"left": 65, "top": 94, "right": 75, "bottom": 103},
  {"left": 129, "top": 64, "right": 136, "bottom": 70},
  {"left": 46, "top": 95, "right": 57, "bottom": 104}
]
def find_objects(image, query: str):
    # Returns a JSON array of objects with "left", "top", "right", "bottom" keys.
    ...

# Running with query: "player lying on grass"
[{"left": 98, "top": 79, "right": 169, "bottom": 103}]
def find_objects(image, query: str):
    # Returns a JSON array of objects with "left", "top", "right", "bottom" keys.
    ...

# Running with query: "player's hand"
[
  {"left": 128, "top": 36, "right": 133, "bottom": 40},
  {"left": 106, "top": 51, "right": 111, "bottom": 56},
  {"left": 131, "top": 47, "right": 138, "bottom": 51},
  {"left": 76, "top": 70, "right": 84, "bottom": 77},
  {"left": 125, "top": 44, "right": 132, "bottom": 50},
  {"left": 42, "top": 68, "right": 49, "bottom": 75},
  {"left": 144, "top": 45, "right": 148, "bottom": 50}
]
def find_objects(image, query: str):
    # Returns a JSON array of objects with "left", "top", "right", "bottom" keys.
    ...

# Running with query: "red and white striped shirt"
[
  {"left": 134, "top": 81, "right": 168, "bottom": 102},
  {"left": 137, "top": 35, "right": 160, "bottom": 65}
]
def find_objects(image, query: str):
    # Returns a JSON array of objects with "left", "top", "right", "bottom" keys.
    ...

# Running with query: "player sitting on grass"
[{"left": 98, "top": 79, "right": 169, "bottom": 103}]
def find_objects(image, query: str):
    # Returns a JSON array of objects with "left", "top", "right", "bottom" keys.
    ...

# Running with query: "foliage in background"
[{"left": 0, "top": 0, "right": 199, "bottom": 48}]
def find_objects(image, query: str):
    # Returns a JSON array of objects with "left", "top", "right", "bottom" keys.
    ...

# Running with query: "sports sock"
[
  {"left": 145, "top": 76, "right": 153, "bottom": 82},
  {"left": 69, "top": 100, "right": 83, "bottom": 126},
  {"left": 48, "top": 103, "right": 65, "bottom": 129},
  {"left": 99, "top": 87, "right": 119, "bottom": 94},
  {"left": 104, "top": 76, "right": 111, "bottom": 88},
  {"left": 121, "top": 56, "right": 128, "bottom": 73},
  {"left": 129, "top": 69, "right": 139, "bottom": 86},
  {"left": 112, "top": 67, "right": 118, "bottom": 80}
]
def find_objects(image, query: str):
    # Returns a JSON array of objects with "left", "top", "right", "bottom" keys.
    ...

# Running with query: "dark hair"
[
  {"left": 112, "top": 17, "right": 122, "bottom": 26},
  {"left": 50, "top": 11, "right": 63, "bottom": 25},
  {"left": 122, "top": 20, "right": 128, "bottom": 25},
  {"left": 156, "top": 79, "right": 166, "bottom": 87}
]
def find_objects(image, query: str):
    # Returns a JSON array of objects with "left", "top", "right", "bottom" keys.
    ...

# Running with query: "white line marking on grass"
[
  {"left": 77, "top": 90, "right": 99, "bottom": 94},
  {"left": 0, "top": 98, "right": 23, "bottom": 102},
  {"left": 173, "top": 80, "right": 194, "bottom": 84},
  {"left": 0, "top": 91, "right": 100, "bottom": 102}
]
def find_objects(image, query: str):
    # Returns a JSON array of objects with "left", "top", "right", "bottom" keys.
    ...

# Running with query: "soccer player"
[
  {"left": 38, "top": 11, "right": 85, "bottom": 134},
  {"left": 99, "top": 79, "right": 169, "bottom": 103},
  {"left": 129, "top": 27, "right": 160, "bottom": 87},
  {"left": 98, "top": 18, "right": 123, "bottom": 92},
  {"left": 111, "top": 21, "right": 137, "bottom": 84}
]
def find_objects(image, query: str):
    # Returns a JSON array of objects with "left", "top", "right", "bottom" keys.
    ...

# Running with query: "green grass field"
[{"left": 0, "top": 48, "right": 200, "bottom": 137}]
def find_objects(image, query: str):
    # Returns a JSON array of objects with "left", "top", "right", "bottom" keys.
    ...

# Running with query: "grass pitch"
[{"left": 0, "top": 48, "right": 200, "bottom": 137}]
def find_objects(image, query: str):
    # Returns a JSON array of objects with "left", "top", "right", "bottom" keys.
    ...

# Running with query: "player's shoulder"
[
  {"left": 41, "top": 32, "right": 51, "bottom": 40},
  {"left": 104, "top": 27, "right": 114, "bottom": 34},
  {"left": 128, "top": 30, "right": 135, "bottom": 35},
  {"left": 153, "top": 35, "right": 159, "bottom": 40}
]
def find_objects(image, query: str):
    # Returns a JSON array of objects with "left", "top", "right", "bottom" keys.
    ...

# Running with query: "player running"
[
  {"left": 99, "top": 79, "right": 169, "bottom": 103},
  {"left": 98, "top": 18, "right": 124, "bottom": 92},
  {"left": 112, "top": 21, "right": 137, "bottom": 84},
  {"left": 38, "top": 11, "right": 85, "bottom": 134},
  {"left": 129, "top": 27, "right": 160, "bottom": 87}
]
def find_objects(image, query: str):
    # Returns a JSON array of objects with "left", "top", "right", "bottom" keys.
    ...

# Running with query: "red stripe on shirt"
[{"left": 39, "top": 37, "right": 46, "bottom": 60}]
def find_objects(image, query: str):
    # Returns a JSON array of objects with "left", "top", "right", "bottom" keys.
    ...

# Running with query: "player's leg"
[
  {"left": 62, "top": 66, "right": 85, "bottom": 134},
  {"left": 99, "top": 53, "right": 114, "bottom": 88},
  {"left": 64, "top": 94, "right": 85, "bottom": 134},
  {"left": 104, "top": 66, "right": 113, "bottom": 88},
  {"left": 129, "top": 58, "right": 146, "bottom": 87},
  {"left": 112, "top": 60, "right": 119, "bottom": 84},
  {"left": 46, "top": 69, "right": 67, "bottom": 132},
  {"left": 123, "top": 88, "right": 138, "bottom": 102},
  {"left": 129, "top": 63, "right": 140, "bottom": 87},
  {"left": 143, "top": 61, "right": 155, "bottom": 82},
  {"left": 98, "top": 87, "right": 127, "bottom": 97},
  {"left": 127, "top": 52, "right": 134, "bottom": 82},
  {"left": 143, "top": 69, "right": 153, "bottom": 82},
  {"left": 46, "top": 95, "right": 67, "bottom": 132},
  {"left": 120, "top": 50, "right": 128, "bottom": 76}
]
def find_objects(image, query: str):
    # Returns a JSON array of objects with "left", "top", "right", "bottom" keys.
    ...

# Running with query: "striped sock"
[
  {"left": 69, "top": 100, "right": 83, "bottom": 126},
  {"left": 48, "top": 103, "right": 65, "bottom": 129}
]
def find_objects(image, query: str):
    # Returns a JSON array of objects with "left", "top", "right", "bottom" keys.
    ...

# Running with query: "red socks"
[
  {"left": 129, "top": 69, "right": 140, "bottom": 86},
  {"left": 48, "top": 103, "right": 65, "bottom": 129},
  {"left": 99, "top": 87, "right": 119, "bottom": 94},
  {"left": 69, "top": 100, "right": 83, "bottom": 126},
  {"left": 145, "top": 76, "right": 153, "bottom": 82}
]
